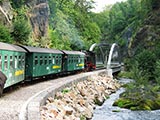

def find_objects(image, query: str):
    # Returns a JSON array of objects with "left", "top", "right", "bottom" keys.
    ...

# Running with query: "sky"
[{"left": 92, "top": 0, "right": 127, "bottom": 13}]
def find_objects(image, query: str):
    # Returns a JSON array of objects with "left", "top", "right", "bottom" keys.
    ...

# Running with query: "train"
[{"left": 0, "top": 42, "right": 96, "bottom": 95}]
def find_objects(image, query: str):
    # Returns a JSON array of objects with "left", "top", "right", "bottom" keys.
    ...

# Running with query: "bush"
[
  {"left": 0, "top": 24, "right": 13, "bottom": 43},
  {"left": 113, "top": 84, "right": 160, "bottom": 110},
  {"left": 10, "top": 0, "right": 24, "bottom": 9},
  {"left": 154, "top": 60, "right": 160, "bottom": 85},
  {"left": 11, "top": 17, "right": 31, "bottom": 44},
  {"left": 135, "top": 49, "right": 156, "bottom": 79}
]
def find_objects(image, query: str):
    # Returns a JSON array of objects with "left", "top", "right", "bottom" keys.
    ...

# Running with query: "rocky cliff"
[
  {"left": 0, "top": 0, "right": 49, "bottom": 39},
  {"left": 129, "top": 4, "right": 160, "bottom": 56},
  {"left": 0, "top": 1, "right": 13, "bottom": 25},
  {"left": 26, "top": 0, "right": 49, "bottom": 39}
]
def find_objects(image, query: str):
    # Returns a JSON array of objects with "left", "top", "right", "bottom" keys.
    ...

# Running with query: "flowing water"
[{"left": 92, "top": 79, "right": 160, "bottom": 120}]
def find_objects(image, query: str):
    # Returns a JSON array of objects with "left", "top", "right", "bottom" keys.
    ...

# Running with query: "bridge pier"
[{"left": 106, "top": 68, "right": 113, "bottom": 78}]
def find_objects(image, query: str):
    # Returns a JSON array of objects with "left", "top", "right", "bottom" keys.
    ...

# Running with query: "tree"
[
  {"left": 48, "top": 0, "right": 100, "bottom": 50},
  {"left": 11, "top": 17, "right": 31, "bottom": 44}
]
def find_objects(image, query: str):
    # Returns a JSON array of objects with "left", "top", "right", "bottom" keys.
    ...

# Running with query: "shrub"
[
  {"left": 0, "top": 24, "right": 13, "bottom": 43},
  {"left": 154, "top": 60, "right": 160, "bottom": 85},
  {"left": 11, "top": 17, "right": 31, "bottom": 44},
  {"left": 10, "top": 0, "right": 24, "bottom": 9},
  {"left": 135, "top": 49, "right": 156, "bottom": 79}
]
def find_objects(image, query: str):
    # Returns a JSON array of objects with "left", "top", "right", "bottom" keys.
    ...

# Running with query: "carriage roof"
[
  {"left": 0, "top": 42, "right": 27, "bottom": 52},
  {"left": 62, "top": 50, "right": 85, "bottom": 55},
  {"left": 20, "top": 45, "right": 63, "bottom": 54}
]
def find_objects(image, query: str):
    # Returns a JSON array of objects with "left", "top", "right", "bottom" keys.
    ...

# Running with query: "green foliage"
[
  {"left": 10, "top": 0, "right": 25, "bottom": 9},
  {"left": 93, "top": 0, "right": 153, "bottom": 58},
  {"left": 0, "top": 0, "right": 3, "bottom": 3},
  {"left": 118, "top": 71, "right": 133, "bottom": 79},
  {"left": 61, "top": 88, "right": 70, "bottom": 94},
  {"left": 49, "top": 10, "right": 84, "bottom": 50},
  {"left": 123, "top": 49, "right": 157, "bottom": 83},
  {"left": 113, "top": 85, "right": 160, "bottom": 110},
  {"left": 131, "top": 62, "right": 150, "bottom": 85},
  {"left": 11, "top": 17, "right": 31, "bottom": 44},
  {"left": 154, "top": 60, "right": 160, "bottom": 84},
  {"left": 48, "top": 0, "right": 101, "bottom": 50},
  {"left": 0, "top": 24, "right": 13, "bottom": 43},
  {"left": 49, "top": 29, "right": 71, "bottom": 50},
  {"left": 112, "top": 109, "right": 121, "bottom": 112},
  {"left": 135, "top": 49, "right": 156, "bottom": 79},
  {"left": 80, "top": 115, "right": 86, "bottom": 120}
]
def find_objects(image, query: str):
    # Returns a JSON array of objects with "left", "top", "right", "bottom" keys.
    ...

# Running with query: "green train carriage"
[
  {"left": 0, "top": 42, "right": 26, "bottom": 88},
  {"left": 20, "top": 46, "right": 63, "bottom": 79},
  {"left": 62, "top": 50, "right": 85, "bottom": 72}
]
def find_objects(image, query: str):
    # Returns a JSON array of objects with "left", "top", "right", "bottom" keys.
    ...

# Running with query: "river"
[{"left": 92, "top": 78, "right": 160, "bottom": 120}]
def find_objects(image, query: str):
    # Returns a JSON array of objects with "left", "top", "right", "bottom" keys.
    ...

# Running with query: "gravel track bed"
[{"left": 0, "top": 71, "right": 100, "bottom": 120}]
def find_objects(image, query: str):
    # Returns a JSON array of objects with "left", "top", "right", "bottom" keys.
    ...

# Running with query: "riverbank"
[
  {"left": 40, "top": 74, "right": 120, "bottom": 120},
  {"left": 92, "top": 78, "right": 160, "bottom": 120}
]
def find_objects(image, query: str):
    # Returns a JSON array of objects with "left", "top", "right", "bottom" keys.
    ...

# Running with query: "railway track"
[{"left": 0, "top": 69, "right": 105, "bottom": 120}]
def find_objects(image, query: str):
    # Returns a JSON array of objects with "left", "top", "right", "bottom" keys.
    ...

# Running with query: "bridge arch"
[
  {"left": 107, "top": 43, "right": 121, "bottom": 69},
  {"left": 89, "top": 42, "right": 121, "bottom": 76}
]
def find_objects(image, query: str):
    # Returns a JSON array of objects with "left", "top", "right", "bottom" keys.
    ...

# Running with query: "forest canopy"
[{"left": 0, "top": 0, "right": 159, "bottom": 52}]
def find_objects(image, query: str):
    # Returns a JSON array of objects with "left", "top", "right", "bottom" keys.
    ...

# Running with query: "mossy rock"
[
  {"left": 113, "top": 96, "right": 160, "bottom": 110},
  {"left": 112, "top": 109, "right": 121, "bottom": 112},
  {"left": 94, "top": 97, "right": 104, "bottom": 106},
  {"left": 113, "top": 98, "right": 136, "bottom": 108}
]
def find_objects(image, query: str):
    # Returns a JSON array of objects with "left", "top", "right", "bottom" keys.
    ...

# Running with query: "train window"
[
  {"left": 45, "top": 56, "right": 47, "bottom": 65},
  {"left": 56, "top": 56, "right": 59, "bottom": 64},
  {"left": 77, "top": 57, "right": 79, "bottom": 63},
  {"left": 40, "top": 56, "right": 43, "bottom": 65},
  {"left": 4, "top": 55, "right": 8, "bottom": 70},
  {"left": 0, "top": 55, "right": 2, "bottom": 70},
  {"left": 73, "top": 57, "right": 76, "bottom": 62},
  {"left": 52, "top": 56, "right": 55, "bottom": 64},
  {"left": 19, "top": 56, "right": 22, "bottom": 68},
  {"left": 22, "top": 55, "right": 25, "bottom": 68},
  {"left": 76, "top": 57, "right": 78, "bottom": 62},
  {"left": 35, "top": 56, "right": 38, "bottom": 65},
  {"left": 10, "top": 56, "right": 14, "bottom": 69},
  {"left": 74, "top": 57, "right": 76, "bottom": 63},
  {"left": 59, "top": 56, "right": 62, "bottom": 64},
  {"left": 59, "top": 56, "right": 60, "bottom": 64},
  {"left": 15, "top": 56, "right": 18, "bottom": 68},
  {"left": 49, "top": 56, "right": 52, "bottom": 64}
]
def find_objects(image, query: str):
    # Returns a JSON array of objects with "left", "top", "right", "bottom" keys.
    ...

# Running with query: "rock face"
[
  {"left": 0, "top": 0, "right": 49, "bottom": 39},
  {"left": 26, "top": 0, "right": 49, "bottom": 39},
  {"left": 40, "top": 74, "right": 120, "bottom": 120},
  {"left": 0, "top": 1, "right": 13, "bottom": 25},
  {"left": 129, "top": 7, "right": 160, "bottom": 56}
]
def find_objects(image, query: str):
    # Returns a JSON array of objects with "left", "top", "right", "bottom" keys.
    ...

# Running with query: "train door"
[{"left": 62, "top": 54, "right": 67, "bottom": 72}]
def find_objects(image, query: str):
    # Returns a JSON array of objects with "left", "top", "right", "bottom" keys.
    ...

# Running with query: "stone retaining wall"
[
  {"left": 19, "top": 70, "right": 119, "bottom": 120},
  {"left": 40, "top": 70, "right": 120, "bottom": 120}
]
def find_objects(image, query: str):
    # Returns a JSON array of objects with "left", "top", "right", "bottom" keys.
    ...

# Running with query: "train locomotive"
[{"left": 0, "top": 42, "right": 96, "bottom": 95}]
